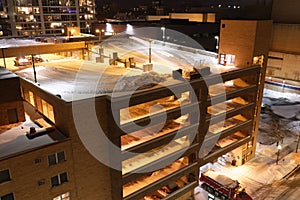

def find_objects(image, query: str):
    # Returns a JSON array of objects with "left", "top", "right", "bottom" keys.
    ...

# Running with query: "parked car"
[
  {"left": 14, "top": 55, "right": 44, "bottom": 66},
  {"left": 14, "top": 56, "right": 31, "bottom": 66}
]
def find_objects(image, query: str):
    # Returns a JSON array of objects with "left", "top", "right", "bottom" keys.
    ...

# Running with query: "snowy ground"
[
  {"left": 0, "top": 38, "right": 42, "bottom": 48},
  {"left": 195, "top": 88, "right": 300, "bottom": 200}
]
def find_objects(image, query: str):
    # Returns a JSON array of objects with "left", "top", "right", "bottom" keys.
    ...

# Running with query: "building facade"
[
  {"left": 0, "top": 68, "right": 25, "bottom": 125},
  {"left": 0, "top": 62, "right": 263, "bottom": 200},
  {"left": 218, "top": 20, "right": 273, "bottom": 163},
  {"left": 0, "top": 0, "right": 96, "bottom": 36},
  {"left": 265, "top": 0, "right": 300, "bottom": 82}
]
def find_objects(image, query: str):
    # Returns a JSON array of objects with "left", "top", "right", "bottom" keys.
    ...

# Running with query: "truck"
[{"left": 199, "top": 170, "right": 252, "bottom": 200}]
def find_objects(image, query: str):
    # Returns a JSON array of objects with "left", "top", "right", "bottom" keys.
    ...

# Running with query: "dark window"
[
  {"left": 51, "top": 172, "right": 68, "bottom": 187},
  {"left": 0, "top": 169, "right": 11, "bottom": 184},
  {"left": 57, "top": 151, "right": 66, "bottom": 163},
  {"left": 51, "top": 175, "right": 59, "bottom": 187},
  {"left": 268, "top": 56, "right": 283, "bottom": 60},
  {"left": 38, "top": 179, "right": 45, "bottom": 186},
  {"left": 48, "top": 151, "right": 66, "bottom": 166},
  {"left": 222, "top": 24, "right": 225, "bottom": 28},
  {"left": 35, "top": 158, "right": 42, "bottom": 164},
  {"left": 60, "top": 172, "right": 68, "bottom": 184},
  {"left": 0, "top": 193, "right": 14, "bottom": 200},
  {"left": 48, "top": 154, "right": 56, "bottom": 166}
]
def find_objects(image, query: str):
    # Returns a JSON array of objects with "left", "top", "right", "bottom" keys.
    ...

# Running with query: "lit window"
[
  {"left": 0, "top": 169, "right": 11, "bottom": 184},
  {"left": 225, "top": 54, "right": 235, "bottom": 65},
  {"left": 53, "top": 192, "right": 70, "bottom": 200},
  {"left": 41, "top": 99, "right": 55, "bottom": 123},
  {"left": 29, "top": 91, "right": 35, "bottom": 106},
  {"left": 48, "top": 151, "right": 66, "bottom": 166},
  {"left": 220, "top": 53, "right": 225, "bottom": 65},
  {"left": 253, "top": 55, "right": 264, "bottom": 66},
  {"left": 219, "top": 53, "right": 235, "bottom": 66},
  {"left": 51, "top": 172, "right": 68, "bottom": 187},
  {"left": 0, "top": 193, "right": 14, "bottom": 200}
]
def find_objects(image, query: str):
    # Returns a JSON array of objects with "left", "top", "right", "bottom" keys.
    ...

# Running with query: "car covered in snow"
[
  {"left": 14, "top": 56, "right": 31, "bottom": 66},
  {"left": 14, "top": 55, "right": 44, "bottom": 66}
]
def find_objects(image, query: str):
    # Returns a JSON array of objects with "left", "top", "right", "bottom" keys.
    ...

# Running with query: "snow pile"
[
  {"left": 263, "top": 88, "right": 300, "bottom": 102},
  {"left": 204, "top": 170, "right": 238, "bottom": 188},
  {"left": 107, "top": 71, "right": 171, "bottom": 92},
  {"left": 271, "top": 104, "right": 300, "bottom": 119},
  {"left": 259, "top": 88, "right": 300, "bottom": 145}
]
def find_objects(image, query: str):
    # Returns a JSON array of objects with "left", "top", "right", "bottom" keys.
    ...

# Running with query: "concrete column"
[
  {"left": 38, "top": 0, "right": 46, "bottom": 35},
  {"left": 7, "top": 0, "right": 17, "bottom": 36},
  {"left": 75, "top": 0, "right": 80, "bottom": 29}
]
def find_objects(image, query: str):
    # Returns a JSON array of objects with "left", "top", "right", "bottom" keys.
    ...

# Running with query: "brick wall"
[
  {"left": 0, "top": 141, "right": 76, "bottom": 200},
  {"left": 0, "top": 101, "right": 25, "bottom": 125}
]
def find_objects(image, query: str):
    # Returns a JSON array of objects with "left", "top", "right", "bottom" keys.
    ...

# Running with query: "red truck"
[{"left": 199, "top": 170, "right": 252, "bottom": 200}]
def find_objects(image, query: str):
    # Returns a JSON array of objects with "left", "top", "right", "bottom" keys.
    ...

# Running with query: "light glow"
[
  {"left": 106, "top": 23, "right": 113, "bottom": 33},
  {"left": 126, "top": 24, "right": 133, "bottom": 35}
]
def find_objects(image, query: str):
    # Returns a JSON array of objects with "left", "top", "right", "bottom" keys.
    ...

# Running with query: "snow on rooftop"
[
  {"left": 0, "top": 38, "right": 43, "bottom": 48},
  {"left": 0, "top": 113, "right": 66, "bottom": 160},
  {"left": 13, "top": 35, "right": 223, "bottom": 101},
  {"left": 263, "top": 88, "right": 300, "bottom": 102},
  {"left": 203, "top": 169, "right": 239, "bottom": 188},
  {"left": 262, "top": 88, "right": 300, "bottom": 120}
]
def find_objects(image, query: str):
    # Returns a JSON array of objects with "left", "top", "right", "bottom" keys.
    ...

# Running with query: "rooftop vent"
[{"left": 26, "top": 126, "right": 54, "bottom": 139}]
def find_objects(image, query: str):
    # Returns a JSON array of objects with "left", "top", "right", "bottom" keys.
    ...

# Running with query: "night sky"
[
  {"left": 95, "top": 0, "right": 272, "bottom": 8},
  {"left": 96, "top": 0, "right": 177, "bottom": 8}
]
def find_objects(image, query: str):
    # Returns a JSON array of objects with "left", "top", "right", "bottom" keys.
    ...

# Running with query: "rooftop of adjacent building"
[
  {"left": 0, "top": 102, "right": 67, "bottom": 161},
  {"left": 0, "top": 66, "right": 18, "bottom": 80}
]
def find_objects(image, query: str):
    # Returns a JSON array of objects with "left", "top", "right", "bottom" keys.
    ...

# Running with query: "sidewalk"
[{"left": 193, "top": 146, "right": 300, "bottom": 200}]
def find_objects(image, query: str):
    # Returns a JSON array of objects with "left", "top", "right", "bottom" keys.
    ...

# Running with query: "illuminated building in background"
[{"left": 0, "top": 0, "right": 96, "bottom": 36}]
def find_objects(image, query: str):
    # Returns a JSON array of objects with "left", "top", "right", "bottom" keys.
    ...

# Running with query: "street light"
[
  {"left": 214, "top": 35, "right": 219, "bottom": 51},
  {"left": 276, "top": 144, "right": 282, "bottom": 165},
  {"left": 148, "top": 40, "right": 152, "bottom": 64},
  {"left": 126, "top": 24, "right": 133, "bottom": 35},
  {"left": 161, "top": 26, "right": 165, "bottom": 43},
  {"left": 71, "top": 29, "right": 75, "bottom": 36},
  {"left": 95, "top": 29, "right": 101, "bottom": 42},
  {"left": 96, "top": 29, "right": 105, "bottom": 43}
]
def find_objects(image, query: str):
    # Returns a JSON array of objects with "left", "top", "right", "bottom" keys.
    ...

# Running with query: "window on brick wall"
[
  {"left": 0, "top": 193, "right": 14, "bottom": 200},
  {"left": 53, "top": 192, "right": 70, "bottom": 200},
  {"left": 0, "top": 169, "right": 11, "bottom": 184},
  {"left": 51, "top": 172, "right": 68, "bottom": 187},
  {"left": 29, "top": 91, "right": 35, "bottom": 106},
  {"left": 35, "top": 96, "right": 55, "bottom": 123},
  {"left": 48, "top": 151, "right": 66, "bottom": 166},
  {"left": 219, "top": 53, "right": 235, "bottom": 66}
]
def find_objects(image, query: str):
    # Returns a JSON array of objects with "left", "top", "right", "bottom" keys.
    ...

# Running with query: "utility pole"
[
  {"left": 161, "top": 26, "right": 165, "bottom": 44},
  {"left": 31, "top": 54, "right": 37, "bottom": 83},
  {"left": 1, "top": 48, "right": 7, "bottom": 68},
  {"left": 148, "top": 40, "right": 152, "bottom": 64},
  {"left": 296, "top": 133, "right": 300, "bottom": 153},
  {"left": 276, "top": 144, "right": 282, "bottom": 165}
]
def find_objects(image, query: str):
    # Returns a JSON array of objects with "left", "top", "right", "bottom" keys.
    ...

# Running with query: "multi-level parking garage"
[{"left": 0, "top": 21, "right": 271, "bottom": 200}]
